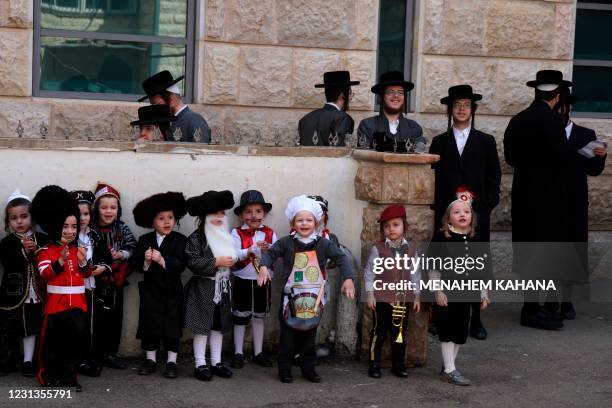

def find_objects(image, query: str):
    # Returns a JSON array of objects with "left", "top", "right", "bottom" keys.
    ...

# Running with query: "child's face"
[
  {"left": 62, "top": 215, "right": 78, "bottom": 244},
  {"left": 210, "top": 210, "right": 225, "bottom": 226},
  {"left": 153, "top": 210, "right": 176, "bottom": 235},
  {"left": 240, "top": 204, "right": 266, "bottom": 229},
  {"left": 98, "top": 196, "right": 119, "bottom": 226},
  {"left": 448, "top": 202, "right": 472, "bottom": 230},
  {"left": 292, "top": 211, "right": 317, "bottom": 237},
  {"left": 383, "top": 217, "right": 405, "bottom": 242},
  {"left": 78, "top": 203, "right": 90, "bottom": 232},
  {"left": 7, "top": 205, "right": 32, "bottom": 235},
  {"left": 139, "top": 125, "right": 156, "bottom": 141}
]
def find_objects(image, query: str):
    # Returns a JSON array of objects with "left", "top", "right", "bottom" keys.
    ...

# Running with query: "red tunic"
[{"left": 234, "top": 226, "right": 275, "bottom": 269}]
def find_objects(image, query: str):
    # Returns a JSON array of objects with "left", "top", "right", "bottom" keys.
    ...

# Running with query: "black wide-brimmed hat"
[
  {"left": 371, "top": 71, "right": 414, "bottom": 95},
  {"left": 440, "top": 84, "right": 483, "bottom": 105},
  {"left": 560, "top": 86, "right": 579, "bottom": 105},
  {"left": 526, "top": 70, "right": 572, "bottom": 89},
  {"left": 130, "top": 105, "right": 177, "bottom": 126},
  {"left": 133, "top": 192, "right": 187, "bottom": 228},
  {"left": 31, "top": 185, "right": 80, "bottom": 242},
  {"left": 314, "top": 71, "right": 360, "bottom": 88},
  {"left": 138, "top": 70, "right": 185, "bottom": 102},
  {"left": 234, "top": 190, "right": 272, "bottom": 215},
  {"left": 187, "top": 190, "right": 235, "bottom": 218},
  {"left": 71, "top": 190, "right": 95, "bottom": 206}
]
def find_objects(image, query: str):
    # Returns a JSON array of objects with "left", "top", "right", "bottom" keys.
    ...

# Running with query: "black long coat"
[
  {"left": 503, "top": 100, "right": 572, "bottom": 278},
  {"left": 429, "top": 128, "right": 502, "bottom": 241},
  {"left": 298, "top": 104, "right": 355, "bottom": 146},
  {"left": 132, "top": 231, "right": 187, "bottom": 339},
  {"left": 169, "top": 106, "right": 211, "bottom": 143},
  {"left": 357, "top": 114, "right": 426, "bottom": 149}
]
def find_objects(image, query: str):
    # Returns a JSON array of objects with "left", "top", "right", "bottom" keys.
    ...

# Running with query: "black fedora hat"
[
  {"left": 526, "top": 70, "right": 572, "bottom": 89},
  {"left": 133, "top": 192, "right": 187, "bottom": 228},
  {"left": 371, "top": 71, "right": 414, "bottom": 95},
  {"left": 440, "top": 84, "right": 483, "bottom": 105},
  {"left": 314, "top": 71, "right": 360, "bottom": 88},
  {"left": 234, "top": 190, "right": 272, "bottom": 215},
  {"left": 130, "top": 105, "right": 177, "bottom": 126},
  {"left": 186, "top": 190, "right": 235, "bottom": 218},
  {"left": 138, "top": 70, "right": 185, "bottom": 102}
]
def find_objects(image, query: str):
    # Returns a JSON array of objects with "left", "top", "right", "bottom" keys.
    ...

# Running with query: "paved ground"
[{"left": 1, "top": 302, "right": 611, "bottom": 408}]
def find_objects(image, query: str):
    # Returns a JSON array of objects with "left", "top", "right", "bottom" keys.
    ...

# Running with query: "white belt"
[{"left": 47, "top": 285, "right": 85, "bottom": 294}]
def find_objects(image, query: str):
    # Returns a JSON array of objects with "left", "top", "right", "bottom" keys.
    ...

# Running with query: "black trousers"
[
  {"left": 278, "top": 316, "right": 317, "bottom": 373},
  {"left": 141, "top": 337, "right": 179, "bottom": 353},
  {"left": 39, "top": 308, "right": 86, "bottom": 385},
  {"left": 369, "top": 302, "right": 408, "bottom": 365},
  {"left": 91, "top": 286, "right": 123, "bottom": 359}
]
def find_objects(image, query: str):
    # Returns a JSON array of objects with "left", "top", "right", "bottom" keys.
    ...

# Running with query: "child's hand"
[
  {"left": 367, "top": 292, "right": 376, "bottom": 310},
  {"left": 144, "top": 247, "right": 153, "bottom": 263},
  {"left": 256, "top": 241, "right": 270, "bottom": 252},
  {"left": 21, "top": 237, "right": 37, "bottom": 254},
  {"left": 110, "top": 249, "right": 123, "bottom": 261},
  {"left": 257, "top": 266, "right": 271, "bottom": 286},
  {"left": 341, "top": 279, "right": 355, "bottom": 299},
  {"left": 151, "top": 249, "right": 162, "bottom": 263},
  {"left": 215, "top": 256, "right": 235, "bottom": 268},
  {"left": 413, "top": 300, "right": 421, "bottom": 313},
  {"left": 77, "top": 246, "right": 87, "bottom": 265},
  {"left": 58, "top": 246, "right": 68, "bottom": 266},
  {"left": 481, "top": 297, "right": 490, "bottom": 310},
  {"left": 92, "top": 265, "right": 106, "bottom": 276},
  {"left": 435, "top": 291, "right": 448, "bottom": 307}
]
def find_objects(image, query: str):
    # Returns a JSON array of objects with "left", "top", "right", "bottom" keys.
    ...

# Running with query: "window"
[
  {"left": 33, "top": 0, "right": 196, "bottom": 102},
  {"left": 376, "top": 0, "right": 415, "bottom": 111},
  {"left": 573, "top": 1, "right": 612, "bottom": 117}
]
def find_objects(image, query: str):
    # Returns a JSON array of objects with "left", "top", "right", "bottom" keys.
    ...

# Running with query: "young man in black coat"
[
  {"left": 298, "top": 71, "right": 360, "bottom": 146},
  {"left": 429, "top": 85, "right": 501, "bottom": 340}
]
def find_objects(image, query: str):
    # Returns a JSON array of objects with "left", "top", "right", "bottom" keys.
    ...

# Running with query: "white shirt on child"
[
  {"left": 79, "top": 229, "right": 96, "bottom": 290},
  {"left": 231, "top": 224, "right": 277, "bottom": 280},
  {"left": 363, "top": 238, "right": 421, "bottom": 295}
]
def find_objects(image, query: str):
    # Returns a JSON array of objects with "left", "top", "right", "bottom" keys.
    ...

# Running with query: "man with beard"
[
  {"left": 299, "top": 71, "right": 360, "bottom": 146},
  {"left": 184, "top": 190, "right": 238, "bottom": 381},
  {"left": 429, "top": 85, "right": 501, "bottom": 340},
  {"left": 357, "top": 71, "right": 426, "bottom": 151}
]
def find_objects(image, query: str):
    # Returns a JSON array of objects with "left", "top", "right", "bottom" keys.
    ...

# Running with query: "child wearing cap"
[
  {"left": 230, "top": 190, "right": 277, "bottom": 369},
  {"left": 364, "top": 204, "right": 421, "bottom": 379},
  {"left": 131, "top": 192, "right": 188, "bottom": 379},
  {"left": 258, "top": 195, "right": 355, "bottom": 384}
]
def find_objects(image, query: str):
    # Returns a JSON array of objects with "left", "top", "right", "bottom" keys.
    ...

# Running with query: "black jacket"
[
  {"left": 298, "top": 104, "right": 355, "bottom": 146},
  {"left": 357, "top": 114, "right": 425, "bottom": 149}
]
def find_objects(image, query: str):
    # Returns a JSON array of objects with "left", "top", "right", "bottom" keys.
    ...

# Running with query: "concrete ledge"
[{"left": 352, "top": 149, "right": 440, "bottom": 164}]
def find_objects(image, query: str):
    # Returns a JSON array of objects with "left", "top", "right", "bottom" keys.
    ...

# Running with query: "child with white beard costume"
[{"left": 184, "top": 190, "right": 238, "bottom": 381}]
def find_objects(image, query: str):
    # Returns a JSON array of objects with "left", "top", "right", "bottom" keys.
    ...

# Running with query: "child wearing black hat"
[
  {"left": 32, "top": 186, "right": 91, "bottom": 391},
  {"left": 131, "top": 105, "right": 177, "bottom": 142},
  {"left": 131, "top": 192, "right": 188, "bottom": 379},
  {"left": 184, "top": 190, "right": 237, "bottom": 381},
  {"left": 230, "top": 190, "right": 277, "bottom": 369}
]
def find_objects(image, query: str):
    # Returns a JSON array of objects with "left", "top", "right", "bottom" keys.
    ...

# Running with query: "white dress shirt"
[
  {"left": 389, "top": 119, "right": 400, "bottom": 135},
  {"left": 325, "top": 102, "right": 341, "bottom": 111},
  {"left": 453, "top": 126, "right": 471, "bottom": 156},
  {"left": 565, "top": 120, "right": 573, "bottom": 140}
]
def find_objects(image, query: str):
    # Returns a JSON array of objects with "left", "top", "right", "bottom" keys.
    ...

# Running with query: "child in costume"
[
  {"left": 91, "top": 182, "right": 136, "bottom": 370},
  {"left": 258, "top": 195, "right": 355, "bottom": 383},
  {"left": 428, "top": 188, "right": 491, "bottom": 386},
  {"left": 0, "top": 190, "right": 49, "bottom": 377},
  {"left": 32, "top": 186, "right": 91, "bottom": 391},
  {"left": 230, "top": 190, "right": 277, "bottom": 369},
  {"left": 131, "top": 192, "right": 188, "bottom": 379},
  {"left": 364, "top": 204, "right": 421, "bottom": 379},
  {"left": 184, "top": 190, "right": 237, "bottom": 381}
]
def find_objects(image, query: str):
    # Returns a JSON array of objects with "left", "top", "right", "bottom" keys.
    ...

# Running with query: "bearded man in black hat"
[
  {"left": 298, "top": 71, "right": 360, "bottom": 146},
  {"left": 139, "top": 71, "right": 211, "bottom": 143},
  {"left": 357, "top": 71, "right": 426, "bottom": 151},
  {"left": 429, "top": 85, "right": 501, "bottom": 340},
  {"left": 504, "top": 70, "right": 574, "bottom": 330}
]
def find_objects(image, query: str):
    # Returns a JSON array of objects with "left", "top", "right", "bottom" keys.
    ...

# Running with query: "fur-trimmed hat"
[
  {"left": 133, "top": 192, "right": 187, "bottom": 228},
  {"left": 31, "top": 185, "right": 80, "bottom": 242},
  {"left": 186, "top": 190, "right": 234, "bottom": 218}
]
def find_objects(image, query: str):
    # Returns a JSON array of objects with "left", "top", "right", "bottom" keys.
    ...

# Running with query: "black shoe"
[
  {"left": 211, "top": 363, "right": 233, "bottom": 378},
  {"left": 22, "top": 361, "right": 35, "bottom": 377},
  {"left": 368, "top": 361, "right": 381, "bottom": 379},
  {"left": 521, "top": 308, "right": 563, "bottom": 330},
  {"left": 60, "top": 379, "right": 82, "bottom": 393},
  {"left": 543, "top": 301, "right": 560, "bottom": 313},
  {"left": 231, "top": 353, "right": 245, "bottom": 369},
  {"left": 103, "top": 355, "right": 127, "bottom": 370},
  {"left": 302, "top": 370, "right": 322, "bottom": 383},
  {"left": 560, "top": 302, "right": 576, "bottom": 320},
  {"left": 193, "top": 365, "right": 212, "bottom": 381},
  {"left": 163, "top": 362, "right": 178, "bottom": 378},
  {"left": 78, "top": 360, "right": 102, "bottom": 377},
  {"left": 391, "top": 364, "right": 409, "bottom": 378},
  {"left": 279, "top": 369, "right": 293, "bottom": 383},
  {"left": 252, "top": 353, "right": 273, "bottom": 368},
  {"left": 469, "top": 321, "right": 488, "bottom": 340},
  {"left": 138, "top": 359, "right": 157, "bottom": 376}
]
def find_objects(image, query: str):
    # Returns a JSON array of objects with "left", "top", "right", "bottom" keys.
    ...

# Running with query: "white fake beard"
[{"left": 204, "top": 214, "right": 237, "bottom": 260}]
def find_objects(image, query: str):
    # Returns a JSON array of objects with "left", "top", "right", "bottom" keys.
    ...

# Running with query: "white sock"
[
  {"left": 454, "top": 343, "right": 460, "bottom": 361},
  {"left": 193, "top": 334, "right": 208, "bottom": 367},
  {"left": 146, "top": 350, "right": 157, "bottom": 362},
  {"left": 252, "top": 318, "right": 265, "bottom": 356},
  {"left": 441, "top": 342, "right": 456, "bottom": 373},
  {"left": 234, "top": 324, "right": 246, "bottom": 355},
  {"left": 167, "top": 351, "right": 177, "bottom": 364},
  {"left": 210, "top": 330, "right": 223, "bottom": 366},
  {"left": 23, "top": 335, "right": 36, "bottom": 362}
]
